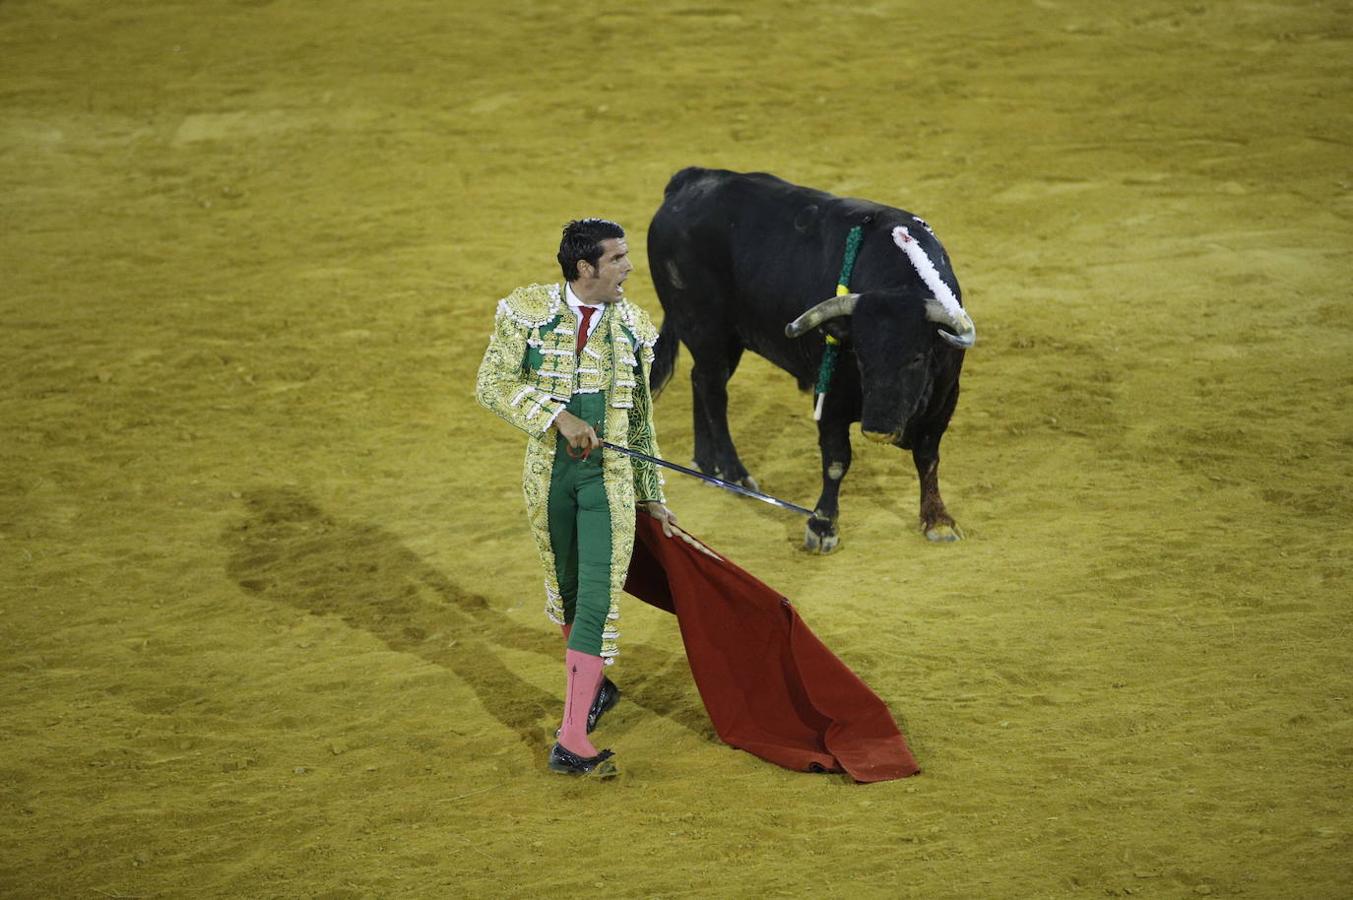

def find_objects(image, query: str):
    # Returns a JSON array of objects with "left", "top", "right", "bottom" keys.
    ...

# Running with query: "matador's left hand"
[
  {"left": 639, "top": 501, "right": 678, "bottom": 538},
  {"left": 639, "top": 502, "right": 720, "bottom": 560}
]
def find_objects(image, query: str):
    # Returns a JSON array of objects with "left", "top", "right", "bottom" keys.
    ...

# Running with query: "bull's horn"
[
  {"left": 784, "top": 293, "right": 860, "bottom": 338},
  {"left": 924, "top": 298, "right": 976, "bottom": 349}
]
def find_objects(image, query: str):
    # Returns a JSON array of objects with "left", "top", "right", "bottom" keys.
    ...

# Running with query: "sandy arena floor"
[{"left": 2, "top": 0, "right": 1350, "bottom": 896}]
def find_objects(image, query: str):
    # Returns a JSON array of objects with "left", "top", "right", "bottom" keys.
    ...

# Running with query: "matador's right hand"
[{"left": 554, "top": 411, "right": 600, "bottom": 456}]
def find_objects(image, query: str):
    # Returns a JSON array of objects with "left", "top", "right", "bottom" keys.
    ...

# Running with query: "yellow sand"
[{"left": 2, "top": 1, "right": 1349, "bottom": 896}]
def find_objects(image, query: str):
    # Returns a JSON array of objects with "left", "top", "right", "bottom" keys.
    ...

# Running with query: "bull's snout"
[{"left": 861, "top": 428, "right": 897, "bottom": 444}]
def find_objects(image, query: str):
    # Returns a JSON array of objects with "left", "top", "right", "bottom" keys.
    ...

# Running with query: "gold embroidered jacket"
[{"left": 474, "top": 283, "right": 665, "bottom": 658}]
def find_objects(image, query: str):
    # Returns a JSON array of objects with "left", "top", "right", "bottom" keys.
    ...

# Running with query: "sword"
[{"left": 598, "top": 441, "right": 815, "bottom": 517}]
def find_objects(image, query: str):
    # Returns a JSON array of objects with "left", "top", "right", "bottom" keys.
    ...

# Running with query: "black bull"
[{"left": 646, "top": 167, "right": 976, "bottom": 553}]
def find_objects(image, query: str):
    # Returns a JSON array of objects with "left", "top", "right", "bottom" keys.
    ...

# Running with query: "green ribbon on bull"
[{"left": 813, "top": 225, "right": 863, "bottom": 420}]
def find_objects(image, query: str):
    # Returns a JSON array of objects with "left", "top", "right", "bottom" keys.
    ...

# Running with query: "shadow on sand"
[{"left": 220, "top": 488, "right": 716, "bottom": 762}]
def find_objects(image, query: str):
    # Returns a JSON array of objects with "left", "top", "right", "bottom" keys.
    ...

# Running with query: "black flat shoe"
[
  {"left": 548, "top": 743, "right": 618, "bottom": 778},
  {"left": 587, "top": 677, "right": 621, "bottom": 733}
]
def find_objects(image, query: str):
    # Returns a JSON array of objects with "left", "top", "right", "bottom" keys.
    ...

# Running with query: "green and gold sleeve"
[{"left": 474, "top": 302, "right": 565, "bottom": 438}]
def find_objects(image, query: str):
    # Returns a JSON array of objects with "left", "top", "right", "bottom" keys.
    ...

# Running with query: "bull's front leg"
[
  {"left": 911, "top": 432, "right": 961, "bottom": 542},
  {"left": 805, "top": 414, "right": 852, "bottom": 554}
]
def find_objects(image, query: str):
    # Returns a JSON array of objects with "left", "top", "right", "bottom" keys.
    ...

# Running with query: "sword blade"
[{"left": 601, "top": 441, "right": 815, "bottom": 517}]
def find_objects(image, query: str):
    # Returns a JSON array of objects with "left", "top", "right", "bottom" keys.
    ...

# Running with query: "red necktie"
[{"left": 576, "top": 306, "right": 596, "bottom": 355}]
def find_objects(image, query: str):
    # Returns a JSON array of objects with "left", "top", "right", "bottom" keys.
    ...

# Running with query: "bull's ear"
[{"left": 823, "top": 320, "right": 851, "bottom": 343}]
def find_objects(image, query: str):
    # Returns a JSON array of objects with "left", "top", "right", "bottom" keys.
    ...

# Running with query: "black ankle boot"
[{"left": 587, "top": 677, "right": 621, "bottom": 733}]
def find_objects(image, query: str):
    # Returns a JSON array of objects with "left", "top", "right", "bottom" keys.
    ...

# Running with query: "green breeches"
[{"left": 548, "top": 392, "right": 612, "bottom": 656}]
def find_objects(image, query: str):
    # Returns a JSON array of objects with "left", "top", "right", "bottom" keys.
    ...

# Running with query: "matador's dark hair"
[{"left": 557, "top": 218, "right": 625, "bottom": 281}]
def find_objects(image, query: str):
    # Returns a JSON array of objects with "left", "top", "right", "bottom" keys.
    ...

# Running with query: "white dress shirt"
[{"left": 565, "top": 283, "right": 605, "bottom": 343}]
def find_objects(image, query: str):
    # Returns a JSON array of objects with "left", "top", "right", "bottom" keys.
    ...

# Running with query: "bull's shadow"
[
  {"left": 665, "top": 382, "right": 919, "bottom": 544},
  {"left": 221, "top": 488, "right": 715, "bottom": 762}
]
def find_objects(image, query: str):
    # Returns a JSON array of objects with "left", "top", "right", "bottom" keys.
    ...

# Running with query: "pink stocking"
[{"left": 559, "top": 649, "right": 603, "bottom": 757}]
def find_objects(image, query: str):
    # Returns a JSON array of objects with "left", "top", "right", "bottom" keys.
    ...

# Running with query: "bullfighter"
[{"left": 474, "top": 217, "right": 678, "bottom": 779}]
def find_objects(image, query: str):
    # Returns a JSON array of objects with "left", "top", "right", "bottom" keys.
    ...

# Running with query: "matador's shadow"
[{"left": 221, "top": 488, "right": 716, "bottom": 763}]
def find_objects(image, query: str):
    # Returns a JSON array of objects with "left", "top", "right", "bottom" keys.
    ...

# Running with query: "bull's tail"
[{"left": 649, "top": 315, "right": 680, "bottom": 397}]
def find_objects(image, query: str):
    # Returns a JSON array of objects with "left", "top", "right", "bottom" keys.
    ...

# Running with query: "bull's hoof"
[
  {"left": 804, "top": 517, "right": 840, "bottom": 554},
  {"left": 690, "top": 463, "right": 758, "bottom": 494},
  {"left": 924, "top": 523, "right": 964, "bottom": 542}
]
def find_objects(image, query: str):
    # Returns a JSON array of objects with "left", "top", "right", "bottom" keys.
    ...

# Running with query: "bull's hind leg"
[
  {"left": 912, "top": 431, "right": 961, "bottom": 542},
  {"left": 688, "top": 340, "right": 756, "bottom": 488}
]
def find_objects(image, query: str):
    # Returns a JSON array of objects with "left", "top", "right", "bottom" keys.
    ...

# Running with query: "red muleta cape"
[{"left": 624, "top": 513, "right": 921, "bottom": 783}]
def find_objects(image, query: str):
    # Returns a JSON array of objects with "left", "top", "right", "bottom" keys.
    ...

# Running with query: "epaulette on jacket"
[
  {"left": 617, "top": 299, "right": 658, "bottom": 348},
  {"left": 497, "top": 283, "right": 562, "bottom": 329}
]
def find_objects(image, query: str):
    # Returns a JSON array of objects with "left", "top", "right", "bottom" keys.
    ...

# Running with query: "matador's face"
[{"left": 574, "top": 237, "right": 632, "bottom": 304}]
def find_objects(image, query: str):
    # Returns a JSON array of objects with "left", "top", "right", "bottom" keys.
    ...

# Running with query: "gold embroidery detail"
[{"left": 479, "top": 287, "right": 667, "bottom": 660}]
